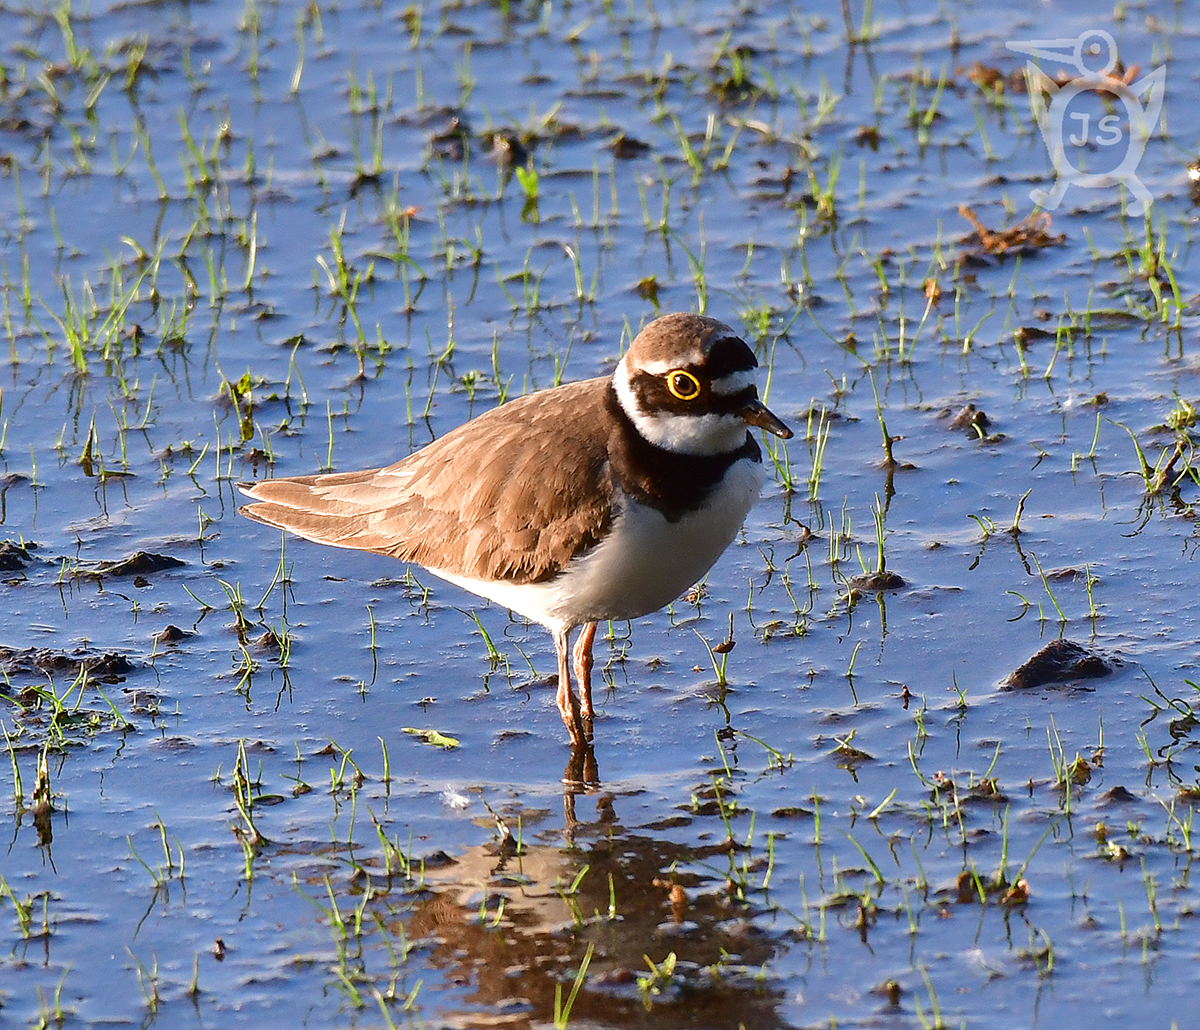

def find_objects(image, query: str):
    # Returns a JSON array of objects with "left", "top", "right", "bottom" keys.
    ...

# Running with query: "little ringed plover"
[{"left": 239, "top": 312, "right": 792, "bottom": 748}]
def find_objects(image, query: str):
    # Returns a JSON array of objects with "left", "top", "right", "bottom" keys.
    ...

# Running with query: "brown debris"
[
  {"left": 1065, "top": 754, "right": 1093, "bottom": 785},
  {"left": 609, "top": 132, "right": 650, "bottom": 159},
  {"left": 968, "top": 60, "right": 1142, "bottom": 98},
  {"left": 1014, "top": 325, "right": 1056, "bottom": 347},
  {"left": 0, "top": 540, "right": 34, "bottom": 572},
  {"left": 651, "top": 877, "right": 689, "bottom": 924},
  {"left": 1, "top": 645, "right": 137, "bottom": 683},
  {"left": 634, "top": 275, "right": 660, "bottom": 305},
  {"left": 877, "top": 979, "right": 903, "bottom": 1007},
  {"left": 1002, "top": 639, "right": 1117, "bottom": 690},
  {"left": 959, "top": 205, "right": 1065, "bottom": 258},
  {"left": 854, "top": 125, "right": 881, "bottom": 150},
  {"left": 847, "top": 570, "right": 905, "bottom": 593},
  {"left": 947, "top": 403, "right": 991, "bottom": 438},
  {"left": 966, "top": 62, "right": 1028, "bottom": 95},
  {"left": 88, "top": 551, "right": 186, "bottom": 578},
  {"left": 487, "top": 130, "right": 529, "bottom": 168},
  {"left": 955, "top": 870, "right": 978, "bottom": 904},
  {"left": 1000, "top": 879, "right": 1031, "bottom": 906},
  {"left": 1097, "top": 785, "right": 1138, "bottom": 805},
  {"left": 428, "top": 113, "right": 470, "bottom": 161}
]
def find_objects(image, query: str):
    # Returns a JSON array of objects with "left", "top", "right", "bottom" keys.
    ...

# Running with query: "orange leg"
[
  {"left": 572, "top": 621, "right": 597, "bottom": 726},
  {"left": 553, "top": 627, "right": 586, "bottom": 747}
]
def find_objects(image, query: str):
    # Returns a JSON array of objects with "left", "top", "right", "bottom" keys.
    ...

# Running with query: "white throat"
[{"left": 614, "top": 357, "right": 751, "bottom": 456}]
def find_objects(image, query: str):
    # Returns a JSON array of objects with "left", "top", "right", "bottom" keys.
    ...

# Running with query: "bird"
[{"left": 238, "top": 312, "right": 791, "bottom": 749}]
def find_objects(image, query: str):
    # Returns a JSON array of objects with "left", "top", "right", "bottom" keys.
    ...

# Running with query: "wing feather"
[{"left": 239, "top": 378, "right": 615, "bottom": 584}]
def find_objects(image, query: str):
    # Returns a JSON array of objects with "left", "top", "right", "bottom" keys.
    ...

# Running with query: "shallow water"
[{"left": 2, "top": 0, "right": 1199, "bottom": 1027}]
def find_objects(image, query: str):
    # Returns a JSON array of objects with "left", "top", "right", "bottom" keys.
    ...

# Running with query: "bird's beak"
[{"left": 741, "top": 398, "right": 792, "bottom": 439}]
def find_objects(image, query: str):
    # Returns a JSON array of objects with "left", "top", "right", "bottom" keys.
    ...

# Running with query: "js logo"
[{"left": 1006, "top": 29, "right": 1165, "bottom": 215}]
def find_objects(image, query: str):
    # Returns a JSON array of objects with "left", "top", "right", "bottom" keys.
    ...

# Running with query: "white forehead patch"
[{"left": 634, "top": 353, "right": 705, "bottom": 377}]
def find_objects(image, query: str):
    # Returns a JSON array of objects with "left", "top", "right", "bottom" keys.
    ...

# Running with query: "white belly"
[{"left": 430, "top": 456, "right": 766, "bottom": 631}]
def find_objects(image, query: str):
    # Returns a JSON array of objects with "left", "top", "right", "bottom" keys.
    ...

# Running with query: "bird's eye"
[{"left": 666, "top": 369, "right": 701, "bottom": 400}]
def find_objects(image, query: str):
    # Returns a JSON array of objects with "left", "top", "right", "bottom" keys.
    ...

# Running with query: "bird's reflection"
[
  {"left": 330, "top": 767, "right": 790, "bottom": 1030},
  {"left": 562, "top": 740, "right": 600, "bottom": 834}
]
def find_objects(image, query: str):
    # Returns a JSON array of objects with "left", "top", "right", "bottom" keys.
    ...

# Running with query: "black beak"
[{"left": 741, "top": 398, "right": 792, "bottom": 439}]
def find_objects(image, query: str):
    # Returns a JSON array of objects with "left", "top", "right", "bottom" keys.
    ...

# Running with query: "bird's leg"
[
  {"left": 553, "top": 627, "right": 586, "bottom": 747},
  {"left": 572, "top": 621, "right": 597, "bottom": 725}
]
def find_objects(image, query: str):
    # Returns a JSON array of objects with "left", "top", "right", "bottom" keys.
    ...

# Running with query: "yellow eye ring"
[{"left": 666, "top": 369, "right": 701, "bottom": 401}]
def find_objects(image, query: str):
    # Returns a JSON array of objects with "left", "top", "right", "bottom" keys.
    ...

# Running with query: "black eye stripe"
[{"left": 630, "top": 372, "right": 756, "bottom": 416}]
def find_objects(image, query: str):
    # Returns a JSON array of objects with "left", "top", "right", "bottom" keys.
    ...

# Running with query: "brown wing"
[{"left": 239, "top": 377, "right": 615, "bottom": 584}]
